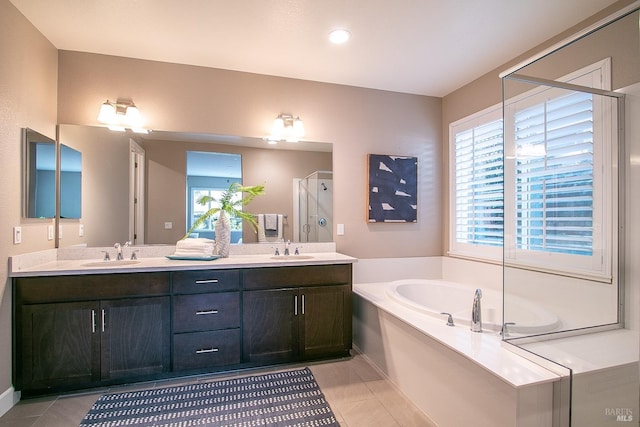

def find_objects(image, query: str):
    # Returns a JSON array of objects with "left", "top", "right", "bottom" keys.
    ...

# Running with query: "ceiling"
[{"left": 11, "top": 0, "right": 619, "bottom": 97}]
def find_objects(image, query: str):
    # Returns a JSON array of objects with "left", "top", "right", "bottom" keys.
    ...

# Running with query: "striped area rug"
[{"left": 79, "top": 368, "right": 338, "bottom": 426}]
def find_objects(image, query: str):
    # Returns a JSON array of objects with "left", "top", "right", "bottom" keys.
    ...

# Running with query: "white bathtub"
[{"left": 386, "top": 279, "right": 560, "bottom": 334}]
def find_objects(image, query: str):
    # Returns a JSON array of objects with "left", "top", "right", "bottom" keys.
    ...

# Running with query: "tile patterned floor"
[{"left": 0, "top": 354, "right": 437, "bottom": 427}]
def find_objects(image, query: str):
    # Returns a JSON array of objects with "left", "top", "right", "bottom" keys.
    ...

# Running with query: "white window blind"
[
  {"left": 454, "top": 118, "right": 504, "bottom": 247},
  {"left": 513, "top": 91, "right": 594, "bottom": 256}
]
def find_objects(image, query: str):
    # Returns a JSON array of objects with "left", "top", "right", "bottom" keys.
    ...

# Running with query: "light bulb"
[{"left": 97, "top": 102, "right": 116, "bottom": 123}]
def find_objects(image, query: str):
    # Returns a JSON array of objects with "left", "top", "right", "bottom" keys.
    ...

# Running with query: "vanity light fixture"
[
  {"left": 267, "top": 114, "right": 305, "bottom": 144},
  {"left": 97, "top": 99, "right": 149, "bottom": 134}
]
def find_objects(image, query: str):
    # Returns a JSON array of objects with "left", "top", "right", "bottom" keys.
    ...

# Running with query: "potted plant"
[{"left": 185, "top": 182, "right": 265, "bottom": 257}]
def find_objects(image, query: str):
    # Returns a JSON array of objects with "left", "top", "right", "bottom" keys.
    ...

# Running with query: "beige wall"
[
  {"left": 57, "top": 51, "right": 444, "bottom": 259},
  {"left": 0, "top": 0, "right": 58, "bottom": 402},
  {"left": 144, "top": 139, "right": 332, "bottom": 244}
]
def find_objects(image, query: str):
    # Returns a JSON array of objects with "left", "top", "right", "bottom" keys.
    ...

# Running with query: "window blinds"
[
  {"left": 454, "top": 119, "right": 504, "bottom": 247},
  {"left": 513, "top": 91, "right": 594, "bottom": 256}
]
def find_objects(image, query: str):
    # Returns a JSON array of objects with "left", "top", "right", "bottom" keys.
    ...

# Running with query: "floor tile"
[
  {"left": 366, "top": 380, "right": 437, "bottom": 427},
  {"left": 32, "top": 393, "right": 99, "bottom": 427},
  {"left": 338, "top": 398, "right": 401, "bottom": 427}
]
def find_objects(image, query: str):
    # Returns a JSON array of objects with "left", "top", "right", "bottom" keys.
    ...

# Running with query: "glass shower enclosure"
[
  {"left": 501, "top": 7, "right": 639, "bottom": 427},
  {"left": 297, "top": 170, "right": 333, "bottom": 242}
]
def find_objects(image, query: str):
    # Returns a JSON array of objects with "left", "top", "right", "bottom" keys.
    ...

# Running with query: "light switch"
[
  {"left": 337, "top": 223, "right": 345, "bottom": 236},
  {"left": 164, "top": 222, "right": 173, "bottom": 230},
  {"left": 47, "top": 225, "right": 54, "bottom": 240},
  {"left": 13, "top": 226, "right": 22, "bottom": 244}
]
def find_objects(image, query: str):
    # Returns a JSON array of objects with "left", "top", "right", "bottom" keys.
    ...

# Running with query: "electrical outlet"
[
  {"left": 58, "top": 226, "right": 62, "bottom": 239},
  {"left": 337, "top": 223, "right": 345, "bottom": 236},
  {"left": 164, "top": 222, "right": 173, "bottom": 230},
  {"left": 47, "top": 225, "right": 54, "bottom": 240},
  {"left": 13, "top": 226, "right": 22, "bottom": 244},
  {"left": 79, "top": 224, "right": 84, "bottom": 237}
]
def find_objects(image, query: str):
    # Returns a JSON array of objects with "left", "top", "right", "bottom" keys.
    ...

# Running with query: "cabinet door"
[
  {"left": 19, "top": 302, "right": 100, "bottom": 390},
  {"left": 100, "top": 297, "right": 170, "bottom": 380},
  {"left": 242, "top": 289, "right": 298, "bottom": 363},
  {"left": 300, "top": 285, "right": 352, "bottom": 359}
]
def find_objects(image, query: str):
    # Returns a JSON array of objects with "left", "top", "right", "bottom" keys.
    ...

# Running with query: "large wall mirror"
[{"left": 57, "top": 124, "right": 332, "bottom": 248}]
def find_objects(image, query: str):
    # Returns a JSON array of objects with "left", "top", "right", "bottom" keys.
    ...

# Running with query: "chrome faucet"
[
  {"left": 471, "top": 288, "right": 483, "bottom": 333},
  {"left": 114, "top": 241, "right": 132, "bottom": 261},
  {"left": 284, "top": 240, "right": 291, "bottom": 256}
]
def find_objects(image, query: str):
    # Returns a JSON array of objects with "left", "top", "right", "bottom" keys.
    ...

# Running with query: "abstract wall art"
[{"left": 367, "top": 154, "right": 418, "bottom": 223}]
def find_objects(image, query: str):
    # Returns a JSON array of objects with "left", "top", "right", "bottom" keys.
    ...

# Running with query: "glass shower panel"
[{"left": 502, "top": 9, "right": 639, "bottom": 426}]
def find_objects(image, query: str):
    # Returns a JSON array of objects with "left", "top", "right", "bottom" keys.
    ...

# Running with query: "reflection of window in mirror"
[
  {"left": 60, "top": 144, "right": 82, "bottom": 219},
  {"left": 186, "top": 151, "right": 242, "bottom": 241}
]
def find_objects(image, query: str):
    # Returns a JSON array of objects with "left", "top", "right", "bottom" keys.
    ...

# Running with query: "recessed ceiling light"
[{"left": 329, "top": 29, "right": 351, "bottom": 44}]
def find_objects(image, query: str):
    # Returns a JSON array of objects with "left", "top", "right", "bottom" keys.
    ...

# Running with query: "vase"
[{"left": 215, "top": 211, "right": 231, "bottom": 257}]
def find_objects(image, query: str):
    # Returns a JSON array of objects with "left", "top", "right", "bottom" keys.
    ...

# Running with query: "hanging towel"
[
  {"left": 257, "top": 214, "right": 283, "bottom": 243},
  {"left": 263, "top": 214, "right": 279, "bottom": 237}
]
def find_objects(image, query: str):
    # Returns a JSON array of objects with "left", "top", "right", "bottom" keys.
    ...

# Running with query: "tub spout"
[{"left": 471, "top": 288, "right": 482, "bottom": 333}]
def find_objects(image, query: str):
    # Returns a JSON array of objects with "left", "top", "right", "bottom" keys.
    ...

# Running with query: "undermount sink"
[
  {"left": 82, "top": 260, "right": 141, "bottom": 267},
  {"left": 269, "top": 255, "right": 314, "bottom": 260}
]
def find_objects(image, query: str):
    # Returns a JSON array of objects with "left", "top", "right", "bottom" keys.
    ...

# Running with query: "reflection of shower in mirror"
[{"left": 296, "top": 171, "right": 333, "bottom": 242}]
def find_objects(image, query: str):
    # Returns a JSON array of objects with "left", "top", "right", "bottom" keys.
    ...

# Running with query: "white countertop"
[
  {"left": 353, "top": 281, "right": 561, "bottom": 389},
  {"left": 10, "top": 245, "right": 357, "bottom": 277}
]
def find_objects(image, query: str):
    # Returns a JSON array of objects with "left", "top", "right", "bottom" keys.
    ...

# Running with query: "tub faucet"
[{"left": 471, "top": 288, "right": 482, "bottom": 333}]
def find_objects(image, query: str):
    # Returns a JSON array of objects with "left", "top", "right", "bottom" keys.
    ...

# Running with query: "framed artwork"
[{"left": 367, "top": 154, "right": 417, "bottom": 223}]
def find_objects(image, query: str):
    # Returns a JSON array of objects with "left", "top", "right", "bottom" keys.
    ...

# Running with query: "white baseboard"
[{"left": 0, "top": 386, "right": 20, "bottom": 418}]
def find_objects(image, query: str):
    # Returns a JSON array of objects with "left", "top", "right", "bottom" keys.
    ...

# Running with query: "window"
[
  {"left": 185, "top": 151, "right": 242, "bottom": 241},
  {"left": 450, "top": 59, "right": 614, "bottom": 280},
  {"left": 449, "top": 106, "right": 504, "bottom": 261}
]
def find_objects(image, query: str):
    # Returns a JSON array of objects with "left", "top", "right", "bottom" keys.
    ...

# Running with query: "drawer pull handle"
[
  {"left": 195, "top": 348, "right": 219, "bottom": 354},
  {"left": 196, "top": 309, "right": 219, "bottom": 315},
  {"left": 195, "top": 279, "right": 219, "bottom": 284}
]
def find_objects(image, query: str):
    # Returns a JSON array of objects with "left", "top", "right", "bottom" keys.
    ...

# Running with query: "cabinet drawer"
[
  {"left": 173, "top": 329, "right": 240, "bottom": 371},
  {"left": 173, "top": 292, "right": 240, "bottom": 332},
  {"left": 172, "top": 270, "right": 240, "bottom": 293},
  {"left": 243, "top": 264, "right": 352, "bottom": 290},
  {"left": 15, "top": 273, "right": 170, "bottom": 304}
]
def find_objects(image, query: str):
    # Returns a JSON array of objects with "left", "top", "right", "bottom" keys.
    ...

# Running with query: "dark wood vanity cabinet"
[
  {"left": 13, "top": 263, "right": 352, "bottom": 395},
  {"left": 242, "top": 264, "right": 352, "bottom": 364},
  {"left": 14, "top": 273, "right": 171, "bottom": 394}
]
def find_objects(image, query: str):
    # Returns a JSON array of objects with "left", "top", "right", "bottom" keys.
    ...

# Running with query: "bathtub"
[
  {"left": 353, "top": 279, "right": 562, "bottom": 427},
  {"left": 386, "top": 279, "right": 561, "bottom": 334}
]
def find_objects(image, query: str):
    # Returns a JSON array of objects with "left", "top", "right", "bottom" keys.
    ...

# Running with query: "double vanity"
[{"left": 10, "top": 244, "right": 355, "bottom": 397}]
